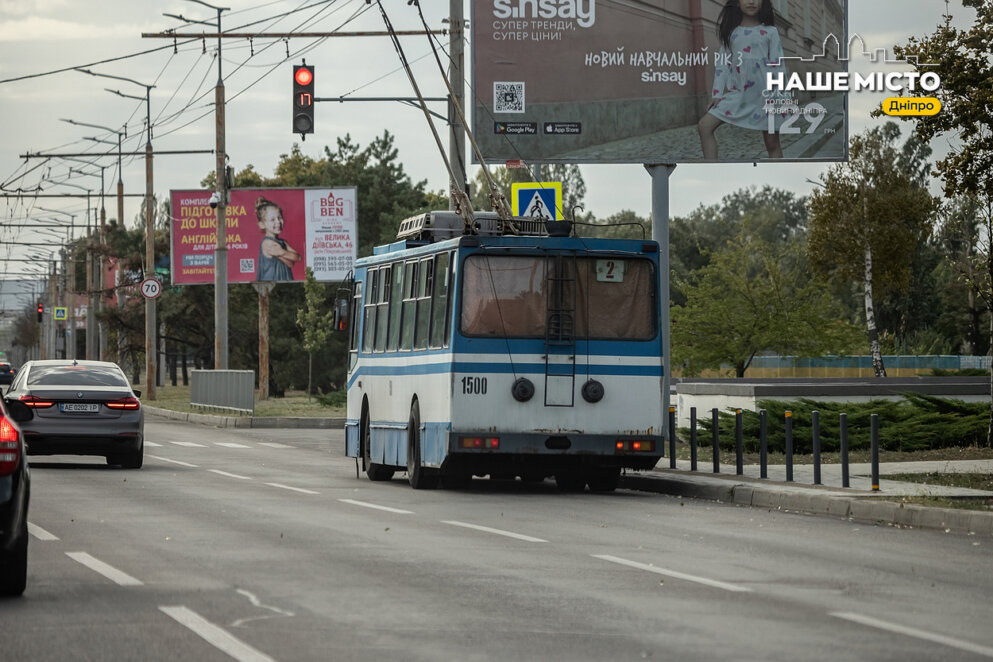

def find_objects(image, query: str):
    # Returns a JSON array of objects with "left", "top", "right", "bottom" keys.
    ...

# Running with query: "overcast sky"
[{"left": 0, "top": 0, "right": 974, "bottom": 281}]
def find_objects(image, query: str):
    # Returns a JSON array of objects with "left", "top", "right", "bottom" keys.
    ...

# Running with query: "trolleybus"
[{"left": 340, "top": 211, "right": 664, "bottom": 491}]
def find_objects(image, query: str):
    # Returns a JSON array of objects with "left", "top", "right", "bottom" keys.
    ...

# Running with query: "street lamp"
[
  {"left": 166, "top": 0, "right": 230, "bottom": 370},
  {"left": 60, "top": 118, "right": 126, "bottom": 226},
  {"left": 75, "top": 68, "right": 157, "bottom": 398}
]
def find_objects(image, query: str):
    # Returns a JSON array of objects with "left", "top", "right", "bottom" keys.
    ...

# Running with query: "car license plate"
[{"left": 60, "top": 403, "right": 99, "bottom": 413}]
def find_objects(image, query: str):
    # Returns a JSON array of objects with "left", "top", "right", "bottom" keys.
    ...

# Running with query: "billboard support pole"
[{"left": 647, "top": 163, "right": 676, "bottom": 445}]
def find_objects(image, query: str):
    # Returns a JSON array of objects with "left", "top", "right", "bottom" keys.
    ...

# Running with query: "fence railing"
[
  {"left": 190, "top": 370, "right": 255, "bottom": 415},
  {"left": 668, "top": 406, "right": 881, "bottom": 491}
]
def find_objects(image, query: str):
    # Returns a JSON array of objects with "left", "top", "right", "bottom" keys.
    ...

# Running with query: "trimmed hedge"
[{"left": 685, "top": 394, "right": 989, "bottom": 454}]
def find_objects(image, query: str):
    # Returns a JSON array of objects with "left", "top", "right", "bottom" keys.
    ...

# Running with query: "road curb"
[
  {"left": 622, "top": 471, "right": 993, "bottom": 537},
  {"left": 144, "top": 405, "right": 344, "bottom": 429}
]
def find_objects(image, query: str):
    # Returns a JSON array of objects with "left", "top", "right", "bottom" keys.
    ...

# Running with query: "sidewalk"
[
  {"left": 146, "top": 406, "right": 993, "bottom": 536},
  {"left": 623, "top": 459, "right": 993, "bottom": 537}
]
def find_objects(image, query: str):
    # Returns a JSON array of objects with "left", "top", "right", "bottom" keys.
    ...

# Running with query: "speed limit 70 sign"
[{"left": 140, "top": 278, "right": 162, "bottom": 299}]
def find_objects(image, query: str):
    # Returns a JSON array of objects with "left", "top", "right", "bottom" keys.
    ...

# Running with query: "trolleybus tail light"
[
  {"left": 615, "top": 439, "right": 655, "bottom": 453},
  {"left": 459, "top": 436, "right": 500, "bottom": 450}
]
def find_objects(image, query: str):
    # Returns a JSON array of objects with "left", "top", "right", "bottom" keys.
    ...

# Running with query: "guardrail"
[{"left": 190, "top": 370, "right": 255, "bottom": 415}]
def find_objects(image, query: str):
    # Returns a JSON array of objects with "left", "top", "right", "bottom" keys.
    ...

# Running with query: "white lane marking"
[
  {"left": 210, "top": 469, "right": 252, "bottom": 480},
  {"left": 160, "top": 606, "right": 277, "bottom": 662},
  {"left": 66, "top": 552, "right": 143, "bottom": 586},
  {"left": 216, "top": 442, "right": 251, "bottom": 448},
  {"left": 28, "top": 522, "right": 59, "bottom": 541},
  {"left": 145, "top": 441, "right": 163, "bottom": 447},
  {"left": 258, "top": 442, "right": 292, "bottom": 449},
  {"left": 264, "top": 482, "right": 319, "bottom": 495},
  {"left": 232, "top": 588, "right": 295, "bottom": 628},
  {"left": 592, "top": 554, "right": 752, "bottom": 593},
  {"left": 148, "top": 454, "right": 199, "bottom": 468},
  {"left": 338, "top": 498, "right": 413, "bottom": 514},
  {"left": 442, "top": 520, "right": 547, "bottom": 543},
  {"left": 831, "top": 612, "right": 993, "bottom": 659},
  {"left": 172, "top": 441, "right": 207, "bottom": 447}
]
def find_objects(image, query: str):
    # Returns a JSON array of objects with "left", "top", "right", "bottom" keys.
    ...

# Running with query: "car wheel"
[
  {"left": 0, "top": 520, "right": 28, "bottom": 597},
  {"left": 120, "top": 441, "right": 144, "bottom": 470}
]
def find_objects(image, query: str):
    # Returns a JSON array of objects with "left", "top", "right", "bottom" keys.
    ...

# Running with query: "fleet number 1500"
[{"left": 460, "top": 376, "right": 488, "bottom": 395}]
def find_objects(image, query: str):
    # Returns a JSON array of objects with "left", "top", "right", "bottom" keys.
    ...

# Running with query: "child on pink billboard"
[{"left": 255, "top": 196, "right": 301, "bottom": 281}]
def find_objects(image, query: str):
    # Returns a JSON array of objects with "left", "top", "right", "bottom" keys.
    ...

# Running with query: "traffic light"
[
  {"left": 293, "top": 63, "right": 315, "bottom": 138},
  {"left": 36, "top": 301, "right": 43, "bottom": 323}
]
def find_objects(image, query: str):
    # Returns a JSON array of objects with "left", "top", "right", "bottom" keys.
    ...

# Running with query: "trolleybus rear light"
[
  {"left": 616, "top": 440, "right": 655, "bottom": 452},
  {"left": 459, "top": 436, "right": 500, "bottom": 449}
]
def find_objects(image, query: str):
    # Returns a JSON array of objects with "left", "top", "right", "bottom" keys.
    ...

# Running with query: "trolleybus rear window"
[{"left": 461, "top": 255, "right": 656, "bottom": 340}]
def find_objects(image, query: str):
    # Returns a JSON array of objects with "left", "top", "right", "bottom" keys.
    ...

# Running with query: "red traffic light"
[{"left": 294, "top": 67, "right": 313, "bottom": 86}]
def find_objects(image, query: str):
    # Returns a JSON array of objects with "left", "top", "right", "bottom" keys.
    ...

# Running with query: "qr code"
[
  {"left": 240, "top": 258, "right": 255, "bottom": 274},
  {"left": 494, "top": 82, "right": 525, "bottom": 113}
]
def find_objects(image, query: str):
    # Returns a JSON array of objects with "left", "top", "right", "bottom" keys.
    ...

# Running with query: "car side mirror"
[{"left": 4, "top": 398, "right": 33, "bottom": 423}]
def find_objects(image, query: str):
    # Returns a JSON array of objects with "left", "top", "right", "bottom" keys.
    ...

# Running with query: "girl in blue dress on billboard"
[
  {"left": 697, "top": 0, "right": 790, "bottom": 160},
  {"left": 255, "top": 196, "right": 301, "bottom": 281}
]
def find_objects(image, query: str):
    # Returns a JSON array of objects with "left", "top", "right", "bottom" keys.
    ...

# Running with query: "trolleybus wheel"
[
  {"left": 407, "top": 401, "right": 438, "bottom": 489},
  {"left": 586, "top": 466, "right": 621, "bottom": 493},
  {"left": 554, "top": 471, "right": 586, "bottom": 493},
  {"left": 363, "top": 402, "right": 395, "bottom": 482}
]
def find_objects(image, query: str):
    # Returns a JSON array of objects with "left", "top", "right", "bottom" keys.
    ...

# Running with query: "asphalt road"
[{"left": 3, "top": 414, "right": 991, "bottom": 662}]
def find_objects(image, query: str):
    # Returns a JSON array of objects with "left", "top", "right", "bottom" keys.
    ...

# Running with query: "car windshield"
[{"left": 27, "top": 365, "right": 129, "bottom": 387}]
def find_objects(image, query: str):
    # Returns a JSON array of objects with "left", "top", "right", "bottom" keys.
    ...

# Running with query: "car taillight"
[
  {"left": 0, "top": 416, "right": 21, "bottom": 476},
  {"left": 106, "top": 396, "right": 141, "bottom": 410},
  {"left": 19, "top": 395, "right": 54, "bottom": 408}
]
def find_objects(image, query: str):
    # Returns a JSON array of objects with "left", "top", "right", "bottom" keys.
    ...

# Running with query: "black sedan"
[
  {"left": 0, "top": 362, "right": 15, "bottom": 386},
  {"left": 0, "top": 397, "right": 30, "bottom": 597},
  {"left": 8, "top": 360, "right": 144, "bottom": 469}
]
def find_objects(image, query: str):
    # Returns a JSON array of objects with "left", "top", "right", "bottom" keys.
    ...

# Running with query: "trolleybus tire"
[
  {"left": 362, "top": 402, "right": 395, "bottom": 482},
  {"left": 407, "top": 401, "right": 438, "bottom": 489},
  {"left": 586, "top": 466, "right": 621, "bottom": 493},
  {"left": 554, "top": 471, "right": 586, "bottom": 492}
]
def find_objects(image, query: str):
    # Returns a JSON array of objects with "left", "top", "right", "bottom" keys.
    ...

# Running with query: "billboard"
[
  {"left": 170, "top": 187, "right": 357, "bottom": 285},
  {"left": 471, "top": 0, "right": 848, "bottom": 164}
]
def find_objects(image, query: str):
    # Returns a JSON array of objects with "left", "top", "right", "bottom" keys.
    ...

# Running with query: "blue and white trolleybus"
[{"left": 340, "top": 211, "right": 664, "bottom": 491}]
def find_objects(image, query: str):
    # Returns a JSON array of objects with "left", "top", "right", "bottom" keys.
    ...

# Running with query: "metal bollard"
[
  {"left": 785, "top": 411, "right": 793, "bottom": 482},
  {"left": 840, "top": 413, "right": 849, "bottom": 488},
  {"left": 735, "top": 409, "right": 743, "bottom": 476},
  {"left": 712, "top": 408, "right": 720, "bottom": 474},
  {"left": 668, "top": 406, "right": 676, "bottom": 469},
  {"left": 690, "top": 406, "right": 698, "bottom": 472},
  {"left": 871, "top": 413, "right": 880, "bottom": 492},
  {"left": 759, "top": 409, "right": 768, "bottom": 479},
  {"left": 812, "top": 410, "right": 821, "bottom": 485}
]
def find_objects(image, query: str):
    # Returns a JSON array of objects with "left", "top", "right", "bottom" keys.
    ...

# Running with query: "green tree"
[
  {"left": 469, "top": 164, "right": 587, "bottom": 220},
  {"left": 892, "top": 0, "right": 993, "bottom": 443},
  {"left": 672, "top": 229, "right": 858, "bottom": 377},
  {"left": 297, "top": 267, "right": 335, "bottom": 401},
  {"left": 807, "top": 123, "right": 935, "bottom": 377}
]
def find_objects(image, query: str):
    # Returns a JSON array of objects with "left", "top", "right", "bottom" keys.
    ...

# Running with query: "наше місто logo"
[{"left": 767, "top": 34, "right": 942, "bottom": 117}]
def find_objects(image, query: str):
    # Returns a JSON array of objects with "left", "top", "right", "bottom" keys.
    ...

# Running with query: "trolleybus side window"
[
  {"left": 430, "top": 252, "right": 452, "bottom": 348},
  {"left": 387, "top": 263, "right": 404, "bottom": 352},
  {"left": 374, "top": 265, "right": 391, "bottom": 352},
  {"left": 348, "top": 280, "right": 362, "bottom": 370},
  {"left": 362, "top": 268, "right": 379, "bottom": 352},
  {"left": 400, "top": 261, "right": 417, "bottom": 350},
  {"left": 414, "top": 257, "right": 434, "bottom": 350}
]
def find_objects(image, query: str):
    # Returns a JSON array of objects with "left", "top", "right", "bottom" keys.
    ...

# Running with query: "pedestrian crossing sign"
[
  {"left": 54, "top": 307, "right": 67, "bottom": 321},
  {"left": 511, "top": 182, "right": 563, "bottom": 221}
]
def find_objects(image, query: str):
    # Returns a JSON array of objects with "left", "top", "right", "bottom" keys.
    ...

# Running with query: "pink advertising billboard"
[{"left": 170, "top": 187, "right": 357, "bottom": 285}]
